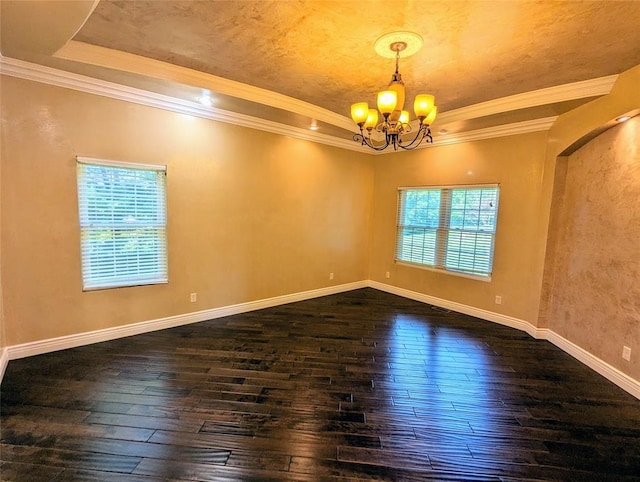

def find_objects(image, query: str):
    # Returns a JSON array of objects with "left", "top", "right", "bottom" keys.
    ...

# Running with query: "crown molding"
[
  {"left": 0, "top": 56, "right": 368, "bottom": 153},
  {"left": 432, "top": 117, "right": 557, "bottom": 147},
  {"left": 2, "top": 56, "right": 559, "bottom": 154},
  {"left": 435, "top": 75, "right": 618, "bottom": 126},
  {"left": 55, "top": 40, "right": 358, "bottom": 133},
  {"left": 368, "top": 116, "right": 557, "bottom": 154}
]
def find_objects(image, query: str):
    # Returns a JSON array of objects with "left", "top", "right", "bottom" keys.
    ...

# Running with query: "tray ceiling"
[{"left": 2, "top": 0, "right": 640, "bottom": 151}]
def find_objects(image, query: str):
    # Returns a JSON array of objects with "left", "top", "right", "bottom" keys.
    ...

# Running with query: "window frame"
[
  {"left": 76, "top": 156, "right": 168, "bottom": 291},
  {"left": 395, "top": 184, "right": 500, "bottom": 281}
]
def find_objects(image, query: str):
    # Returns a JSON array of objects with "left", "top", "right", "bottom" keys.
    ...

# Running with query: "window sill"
[
  {"left": 395, "top": 260, "right": 492, "bottom": 282},
  {"left": 82, "top": 279, "right": 168, "bottom": 292}
]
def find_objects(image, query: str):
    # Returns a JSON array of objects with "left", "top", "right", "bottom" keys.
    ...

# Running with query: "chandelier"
[{"left": 350, "top": 32, "right": 437, "bottom": 151}]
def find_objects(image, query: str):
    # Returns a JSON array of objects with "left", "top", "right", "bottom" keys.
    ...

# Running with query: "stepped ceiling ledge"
[{"left": 1, "top": 0, "right": 639, "bottom": 152}]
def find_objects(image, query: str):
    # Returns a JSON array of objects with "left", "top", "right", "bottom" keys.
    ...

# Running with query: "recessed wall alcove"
[{"left": 540, "top": 116, "right": 640, "bottom": 380}]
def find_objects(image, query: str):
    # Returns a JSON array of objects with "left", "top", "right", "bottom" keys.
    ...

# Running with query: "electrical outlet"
[
  {"left": 622, "top": 346, "right": 631, "bottom": 361},
  {"left": 385, "top": 271, "right": 390, "bottom": 279},
  {"left": 329, "top": 272, "right": 334, "bottom": 280},
  {"left": 495, "top": 295, "right": 502, "bottom": 305},
  {"left": 190, "top": 293, "right": 197, "bottom": 303}
]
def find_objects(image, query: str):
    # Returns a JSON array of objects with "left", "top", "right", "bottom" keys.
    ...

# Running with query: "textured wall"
[
  {"left": 544, "top": 117, "right": 640, "bottom": 380},
  {"left": 0, "top": 76, "right": 373, "bottom": 346}
]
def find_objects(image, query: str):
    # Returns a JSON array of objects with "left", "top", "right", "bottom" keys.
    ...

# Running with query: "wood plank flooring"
[{"left": 1, "top": 288, "right": 639, "bottom": 481}]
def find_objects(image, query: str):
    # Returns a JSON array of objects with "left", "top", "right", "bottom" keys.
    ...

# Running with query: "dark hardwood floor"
[{"left": 1, "top": 288, "right": 639, "bottom": 481}]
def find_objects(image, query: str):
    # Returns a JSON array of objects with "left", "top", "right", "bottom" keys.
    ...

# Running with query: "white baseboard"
[
  {"left": 5, "top": 281, "right": 367, "bottom": 362},
  {"left": 368, "top": 280, "right": 539, "bottom": 336},
  {"left": 541, "top": 328, "right": 640, "bottom": 399},
  {"left": 2, "top": 279, "right": 638, "bottom": 400},
  {"left": 369, "top": 280, "right": 640, "bottom": 400},
  {"left": 0, "top": 347, "right": 8, "bottom": 381}
]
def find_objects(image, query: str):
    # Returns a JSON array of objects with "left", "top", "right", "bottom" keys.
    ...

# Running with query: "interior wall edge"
[
  {"left": 536, "top": 154, "right": 569, "bottom": 329},
  {"left": 0, "top": 348, "right": 7, "bottom": 382}
]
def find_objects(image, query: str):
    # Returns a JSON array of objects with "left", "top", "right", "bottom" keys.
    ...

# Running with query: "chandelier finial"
[{"left": 390, "top": 42, "right": 405, "bottom": 76}]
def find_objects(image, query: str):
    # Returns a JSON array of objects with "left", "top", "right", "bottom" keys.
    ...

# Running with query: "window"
[
  {"left": 77, "top": 157, "right": 168, "bottom": 290},
  {"left": 396, "top": 185, "right": 499, "bottom": 279}
]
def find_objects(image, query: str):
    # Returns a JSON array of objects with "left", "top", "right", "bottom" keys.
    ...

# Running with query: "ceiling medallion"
[{"left": 350, "top": 31, "right": 437, "bottom": 151}]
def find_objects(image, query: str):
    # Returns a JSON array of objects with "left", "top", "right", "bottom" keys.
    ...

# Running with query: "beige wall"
[
  {"left": 0, "top": 76, "right": 373, "bottom": 346},
  {"left": 369, "top": 131, "right": 549, "bottom": 323},
  {"left": 1, "top": 63, "right": 639, "bottom": 389},
  {"left": 542, "top": 116, "right": 640, "bottom": 380}
]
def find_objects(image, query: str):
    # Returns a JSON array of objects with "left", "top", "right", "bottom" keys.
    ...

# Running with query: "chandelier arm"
[
  {"left": 400, "top": 129, "right": 426, "bottom": 149},
  {"left": 397, "top": 133, "right": 425, "bottom": 150},
  {"left": 388, "top": 131, "right": 400, "bottom": 151},
  {"left": 353, "top": 130, "right": 391, "bottom": 151},
  {"left": 397, "top": 125, "right": 434, "bottom": 150}
]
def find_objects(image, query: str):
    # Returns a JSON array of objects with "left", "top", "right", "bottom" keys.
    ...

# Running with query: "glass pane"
[
  {"left": 445, "top": 187, "right": 498, "bottom": 276},
  {"left": 401, "top": 190, "right": 441, "bottom": 228},
  {"left": 397, "top": 227, "right": 437, "bottom": 266},
  {"left": 445, "top": 231, "right": 494, "bottom": 275}
]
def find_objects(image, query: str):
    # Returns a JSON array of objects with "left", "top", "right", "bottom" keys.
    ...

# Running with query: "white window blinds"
[
  {"left": 396, "top": 185, "right": 499, "bottom": 278},
  {"left": 77, "top": 157, "right": 168, "bottom": 290}
]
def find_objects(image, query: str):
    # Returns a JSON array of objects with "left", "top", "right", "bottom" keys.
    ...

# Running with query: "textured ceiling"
[
  {"left": 74, "top": 0, "right": 640, "bottom": 116},
  {"left": 2, "top": 0, "right": 640, "bottom": 147}
]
